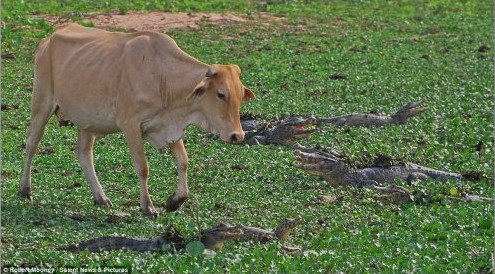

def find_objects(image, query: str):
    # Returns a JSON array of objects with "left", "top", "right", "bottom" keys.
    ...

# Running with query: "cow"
[{"left": 19, "top": 23, "right": 255, "bottom": 216}]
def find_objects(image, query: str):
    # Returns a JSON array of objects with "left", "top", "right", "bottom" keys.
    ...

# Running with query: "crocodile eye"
[{"left": 217, "top": 92, "right": 226, "bottom": 100}]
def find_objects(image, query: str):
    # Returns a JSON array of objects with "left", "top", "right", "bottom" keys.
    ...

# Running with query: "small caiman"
[
  {"left": 293, "top": 144, "right": 464, "bottom": 186},
  {"left": 317, "top": 101, "right": 425, "bottom": 127},
  {"left": 239, "top": 101, "right": 425, "bottom": 146},
  {"left": 67, "top": 218, "right": 300, "bottom": 252}
]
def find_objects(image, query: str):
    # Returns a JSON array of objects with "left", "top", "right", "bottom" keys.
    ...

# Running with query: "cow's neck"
[
  {"left": 163, "top": 55, "right": 210, "bottom": 106},
  {"left": 144, "top": 55, "right": 211, "bottom": 148},
  {"left": 143, "top": 104, "right": 210, "bottom": 149}
]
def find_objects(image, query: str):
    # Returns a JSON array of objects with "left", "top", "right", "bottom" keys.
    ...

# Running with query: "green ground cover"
[{"left": 1, "top": 0, "right": 493, "bottom": 272}]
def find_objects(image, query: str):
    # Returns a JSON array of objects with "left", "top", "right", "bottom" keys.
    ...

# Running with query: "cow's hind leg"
[
  {"left": 19, "top": 76, "right": 54, "bottom": 199},
  {"left": 165, "top": 140, "right": 189, "bottom": 212},
  {"left": 76, "top": 128, "right": 112, "bottom": 207},
  {"left": 121, "top": 123, "right": 157, "bottom": 217}
]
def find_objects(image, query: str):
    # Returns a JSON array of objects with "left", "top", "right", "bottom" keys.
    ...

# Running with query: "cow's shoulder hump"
[
  {"left": 124, "top": 31, "right": 179, "bottom": 53},
  {"left": 50, "top": 23, "right": 109, "bottom": 43}
]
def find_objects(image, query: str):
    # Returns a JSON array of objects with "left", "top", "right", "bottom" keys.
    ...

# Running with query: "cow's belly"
[
  {"left": 56, "top": 98, "right": 119, "bottom": 134},
  {"left": 53, "top": 52, "right": 123, "bottom": 133}
]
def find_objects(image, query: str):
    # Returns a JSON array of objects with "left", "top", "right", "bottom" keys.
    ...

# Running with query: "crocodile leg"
[
  {"left": 370, "top": 183, "right": 414, "bottom": 205},
  {"left": 406, "top": 172, "right": 429, "bottom": 184},
  {"left": 246, "top": 135, "right": 265, "bottom": 146}
]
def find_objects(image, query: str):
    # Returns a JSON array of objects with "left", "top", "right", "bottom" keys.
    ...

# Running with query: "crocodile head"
[
  {"left": 274, "top": 218, "right": 301, "bottom": 242},
  {"left": 293, "top": 144, "right": 351, "bottom": 185},
  {"left": 241, "top": 119, "right": 260, "bottom": 132},
  {"left": 201, "top": 223, "right": 244, "bottom": 251},
  {"left": 269, "top": 116, "right": 317, "bottom": 145}
]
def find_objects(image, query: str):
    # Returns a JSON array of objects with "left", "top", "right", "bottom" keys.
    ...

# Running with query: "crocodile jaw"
[{"left": 291, "top": 118, "right": 317, "bottom": 138}]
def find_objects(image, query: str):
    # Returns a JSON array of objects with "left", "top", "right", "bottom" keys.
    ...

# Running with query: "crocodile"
[
  {"left": 238, "top": 101, "right": 425, "bottom": 146},
  {"left": 67, "top": 218, "right": 299, "bottom": 252},
  {"left": 242, "top": 116, "right": 316, "bottom": 145},
  {"left": 202, "top": 218, "right": 300, "bottom": 250},
  {"left": 317, "top": 101, "right": 426, "bottom": 127},
  {"left": 293, "top": 144, "right": 464, "bottom": 187},
  {"left": 239, "top": 217, "right": 300, "bottom": 243}
]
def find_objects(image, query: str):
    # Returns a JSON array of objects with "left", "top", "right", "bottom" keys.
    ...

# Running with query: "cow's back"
[
  {"left": 48, "top": 23, "right": 128, "bottom": 91},
  {"left": 37, "top": 24, "right": 207, "bottom": 134},
  {"left": 40, "top": 24, "right": 153, "bottom": 132},
  {"left": 40, "top": 24, "right": 130, "bottom": 132}
]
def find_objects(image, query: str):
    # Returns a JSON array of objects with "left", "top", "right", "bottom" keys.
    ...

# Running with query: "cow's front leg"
[
  {"left": 165, "top": 140, "right": 189, "bottom": 212},
  {"left": 122, "top": 124, "right": 157, "bottom": 217}
]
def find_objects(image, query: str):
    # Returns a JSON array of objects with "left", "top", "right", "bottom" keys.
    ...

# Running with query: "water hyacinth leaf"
[
  {"left": 186, "top": 241, "right": 205, "bottom": 256},
  {"left": 187, "top": 220, "right": 197, "bottom": 231},
  {"left": 161, "top": 243, "right": 171, "bottom": 252},
  {"left": 449, "top": 187, "right": 458, "bottom": 196},
  {"left": 479, "top": 218, "right": 492, "bottom": 230}
]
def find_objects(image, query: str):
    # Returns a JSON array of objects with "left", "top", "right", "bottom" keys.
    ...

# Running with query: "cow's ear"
[
  {"left": 189, "top": 81, "right": 207, "bottom": 101},
  {"left": 243, "top": 87, "right": 256, "bottom": 102},
  {"left": 194, "top": 86, "right": 206, "bottom": 97}
]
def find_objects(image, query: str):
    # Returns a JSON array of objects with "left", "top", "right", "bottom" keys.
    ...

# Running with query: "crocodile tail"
[
  {"left": 424, "top": 166, "right": 464, "bottom": 181},
  {"left": 69, "top": 236, "right": 152, "bottom": 252},
  {"left": 65, "top": 244, "right": 79, "bottom": 252}
]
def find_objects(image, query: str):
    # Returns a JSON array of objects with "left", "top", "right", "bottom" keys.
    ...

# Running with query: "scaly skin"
[
  {"left": 67, "top": 226, "right": 186, "bottom": 252},
  {"left": 274, "top": 218, "right": 301, "bottom": 242},
  {"left": 293, "top": 144, "right": 464, "bottom": 186},
  {"left": 239, "top": 101, "right": 424, "bottom": 146},
  {"left": 317, "top": 101, "right": 426, "bottom": 127},
  {"left": 67, "top": 236, "right": 168, "bottom": 252},
  {"left": 235, "top": 218, "right": 300, "bottom": 243},
  {"left": 370, "top": 183, "right": 414, "bottom": 205},
  {"left": 68, "top": 218, "right": 299, "bottom": 252},
  {"left": 201, "top": 224, "right": 244, "bottom": 250}
]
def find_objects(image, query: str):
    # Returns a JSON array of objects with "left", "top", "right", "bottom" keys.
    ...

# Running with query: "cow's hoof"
[
  {"left": 19, "top": 188, "right": 33, "bottom": 200},
  {"left": 141, "top": 206, "right": 158, "bottom": 217},
  {"left": 94, "top": 198, "right": 113, "bottom": 208},
  {"left": 165, "top": 195, "right": 188, "bottom": 212}
]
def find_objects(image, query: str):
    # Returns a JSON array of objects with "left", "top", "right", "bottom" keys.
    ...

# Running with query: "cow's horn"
[{"left": 206, "top": 65, "right": 219, "bottom": 77}]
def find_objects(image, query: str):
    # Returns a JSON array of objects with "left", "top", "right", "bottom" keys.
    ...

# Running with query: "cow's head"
[{"left": 189, "top": 64, "right": 255, "bottom": 143}]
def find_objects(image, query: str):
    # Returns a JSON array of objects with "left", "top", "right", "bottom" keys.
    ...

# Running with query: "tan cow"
[{"left": 20, "top": 23, "right": 255, "bottom": 216}]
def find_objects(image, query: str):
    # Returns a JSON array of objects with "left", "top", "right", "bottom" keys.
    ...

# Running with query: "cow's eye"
[{"left": 217, "top": 92, "right": 226, "bottom": 100}]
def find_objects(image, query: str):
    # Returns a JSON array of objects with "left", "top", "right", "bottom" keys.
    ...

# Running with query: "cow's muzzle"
[{"left": 222, "top": 131, "right": 245, "bottom": 144}]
